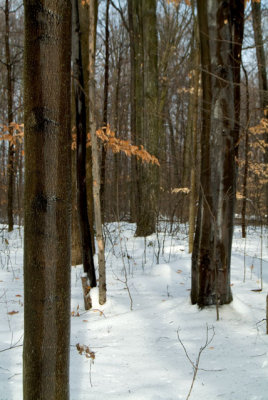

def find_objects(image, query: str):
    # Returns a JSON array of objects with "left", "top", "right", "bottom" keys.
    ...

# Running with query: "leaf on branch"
[{"left": 95, "top": 125, "right": 160, "bottom": 166}]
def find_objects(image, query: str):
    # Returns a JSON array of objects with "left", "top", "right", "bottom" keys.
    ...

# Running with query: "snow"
[{"left": 0, "top": 222, "right": 268, "bottom": 400}]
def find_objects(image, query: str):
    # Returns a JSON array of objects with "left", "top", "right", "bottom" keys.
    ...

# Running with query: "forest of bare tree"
[{"left": 0, "top": 0, "right": 267, "bottom": 398}]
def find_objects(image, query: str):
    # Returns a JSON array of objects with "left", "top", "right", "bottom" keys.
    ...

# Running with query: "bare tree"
[
  {"left": 191, "top": 0, "right": 245, "bottom": 307},
  {"left": 23, "top": 1, "right": 72, "bottom": 398},
  {"left": 89, "top": 0, "right": 106, "bottom": 305}
]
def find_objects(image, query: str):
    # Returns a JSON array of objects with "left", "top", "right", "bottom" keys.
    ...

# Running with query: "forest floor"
[{"left": 0, "top": 222, "right": 267, "bottom": 400}]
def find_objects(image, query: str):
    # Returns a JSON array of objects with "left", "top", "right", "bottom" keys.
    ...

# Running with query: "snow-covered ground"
[{"left": 0, "top": 222, "right": 267, "bottom": 400}]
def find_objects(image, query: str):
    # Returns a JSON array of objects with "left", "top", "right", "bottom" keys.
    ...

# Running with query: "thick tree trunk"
[
  {"left": 89, "top": 0, "right": 106, "bottom": 305},
  {"left": 23, "top": 2, "right": 72, "bottom": 398},
  {"left": 133, "top": 0, "right": 159, "bottom": 237},
  {"left": 191, "top": 0, "right": 244, "bottom": 307},
  {"left": 72, "top": 0, "right": 96, "bottom": 296}
]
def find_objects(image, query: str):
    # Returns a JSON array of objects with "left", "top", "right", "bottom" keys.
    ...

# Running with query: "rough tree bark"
[
  {"left": 23, "top": 1, "right": 72, "bottom": 398},
  {"left": 131, "top": 0, "right": 159, "bottom": 237},
  {"left": 191, "top": 0, "right": 244, "bottom": 307}
]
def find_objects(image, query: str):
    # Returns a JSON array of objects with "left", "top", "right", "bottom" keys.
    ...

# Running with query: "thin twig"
[{"left": 177, "top": 325, "right": 215, "bottom": 400}]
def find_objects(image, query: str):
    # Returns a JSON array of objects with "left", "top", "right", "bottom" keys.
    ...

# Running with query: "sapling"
[{"left": 177, "top": 325, "right": 215, "bottom": 400}]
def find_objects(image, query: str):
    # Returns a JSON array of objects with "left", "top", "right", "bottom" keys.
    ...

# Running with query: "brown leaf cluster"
[
  {"left": 76, "top": 343, "right": 95, "bottom": 361},
  {"left": 95, "top": 125, "right": 160, "bottom": 166},
  {"left": 0, "top": 122, "right": 24, "bottom": 147}
]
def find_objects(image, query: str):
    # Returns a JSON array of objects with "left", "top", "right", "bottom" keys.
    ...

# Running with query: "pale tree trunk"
[
  {"left": 5, "top": 0, "right": 14, "bottom": 231},
  {"left": 191, "top": 0, "right": 244, "bottom": 307},
  {"left": 241, "top": 62, "right": 250, "bottom": 239},
  {"left": 89, "top": 0, "right": 106, "bottom": 305},
  {"left": 23, "top": 1, "right": 72, "bottom": 399}
]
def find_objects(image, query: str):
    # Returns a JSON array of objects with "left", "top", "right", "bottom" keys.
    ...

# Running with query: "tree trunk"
[
  {"left": 71, "top": 149, "right": 82, "bottom": 266},
  {"left": 128, "top": 0, "right": 138, "bottom": 223},
  {"left": 5, "top": 0, "right": 14, "bottom": 231},
  {"left": 188, "top": 19, "right": 200, "bottom": 254},
  {"left": 251, "top": 0, "right": 268, "bottom": 113},
  {"left": 241, "top": 62, "right": 249, "bottom": 239},
  {"left": 23, "top": 2, "right": 72, "bottom": 398},
  {"left": 72, "top": 0, "right": 96, "bottom": 297},
  {"left": 100, "top": 0, "right": 110, "bottom": 219},
  {"left": 89, "top": 0, "right": 106, "bottom": 305},
  {"left": 79, "top": 0, "right": 96, "bottom": 255},
  {"left": 251, "top": 0, "right": 268, "bottom": 218},
  {"left": 191, "top": 0, "right": 244, "bottom": 307},
  {"left": 133, "top": 0, "right": 159, "bottom": 237}
]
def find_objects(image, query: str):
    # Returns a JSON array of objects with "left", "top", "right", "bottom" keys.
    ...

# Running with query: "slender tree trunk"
[
  {"left": 251, "top": 0, "right": 268, "bottom": 113},
  {"left": 191, "top": 0, "right": 244, "bottom": 306},
  {"left": 128, "top": 0, "right": 138, "bottom": 223},
  {"left": 100, "top": 0, "right": 110, "bottom": 218},
  {"left": 78, "top": 0, "right": 95, "bottom": 255},
  {"left": 113, "top": 50, "right": 122, "bottom": 217},
  {"left": 188, "top": 23, "right": 200, "bottom": 253},
  {"left": 251, "top": 0, "right": 268, "bottom": 218},
  {"left": 89, "top": 0, "right": 106, "bottom": 305},
  {"left": 23, "top": 2, "right": 72, "bottom": 398},
  {"left": 241, "top": 62, "right": 250, "bottom": 238},
  {"left": 5, "top": 0, "right": 14, "bottom": 231},
  {"left": 72, "top": 0, "right": 97, "bottom": 302},
  {"left": 71, "top": 149, "right": 83, "bottom": 266}
]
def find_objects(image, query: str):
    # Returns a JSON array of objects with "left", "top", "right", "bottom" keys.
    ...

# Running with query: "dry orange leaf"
[
  {"left": 176, "top": 269, "right": 182, "bottom": 274},
  {"left": 8, "top": 311, "right": 19, "bottom": 315},
  {"left": 15, "top": 294, "right": 22, "bottom": 297}
]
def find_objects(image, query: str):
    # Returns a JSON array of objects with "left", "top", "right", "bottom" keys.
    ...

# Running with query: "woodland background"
[{"left": 0, "top": 0, "right": 267, "bottom": 237}]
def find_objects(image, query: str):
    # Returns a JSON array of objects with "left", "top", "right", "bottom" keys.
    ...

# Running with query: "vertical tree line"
[{"left": 23, "top": 1, "right": 72, "bottom": 397}]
